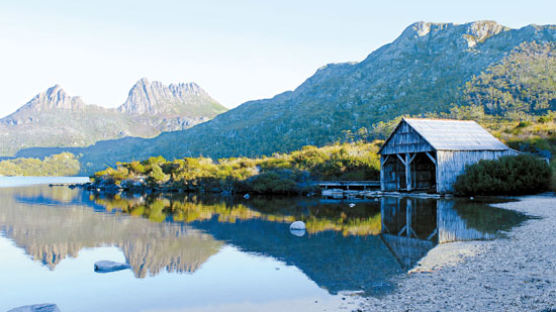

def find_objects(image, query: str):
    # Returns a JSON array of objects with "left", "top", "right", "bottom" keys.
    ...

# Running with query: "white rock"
[
  {"left": 290, "top": 220, "right": 306, "bottom": 230},
  {"left": 7, "top": 304, "right": 61, "bottom": 312},
  {"left": 349, "top": 203, "right": 356, "bottom": 208},
  {"left": 94, "top": 260, "right": 130, "bottom": 273},
  {"left": 290, "top": 228, "right": 306, "bottom": 237}
]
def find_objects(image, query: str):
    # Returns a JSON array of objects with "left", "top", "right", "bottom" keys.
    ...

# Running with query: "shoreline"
[{"left": 356, "top": 193, "right": 556, "bottom": 312}]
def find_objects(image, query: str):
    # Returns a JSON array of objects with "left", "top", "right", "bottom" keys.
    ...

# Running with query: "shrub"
[
  {"left": 242, "top": 170, "right": 298, "bottom": 194},
  {"left": 148, "top": 164, "right": 168, "bottom": 184},
  {"left": 454, "top": 154, "right": 551, "bottom": 195}
]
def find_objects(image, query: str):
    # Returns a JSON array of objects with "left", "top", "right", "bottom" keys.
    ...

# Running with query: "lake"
[{"left": 0, "top": 177, "right": 529, "bottom": 311}]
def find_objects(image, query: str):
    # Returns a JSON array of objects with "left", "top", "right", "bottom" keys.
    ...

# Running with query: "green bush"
[
  {"left": 454, "top": 154, "right": 551, "bottom": 195},
  {"left": 242, "top": 170, "right": 298, "bottom": 194}
]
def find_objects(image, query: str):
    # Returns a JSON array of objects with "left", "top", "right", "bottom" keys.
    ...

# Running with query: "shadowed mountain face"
[
  {"left": 0, "top": 185, "right": 529, "bottom": 296},
  {"left": 22, "top": 21, "right": 552, "bottom": 174},
  {"left": 0, "top": 79, "right": 227, "bottom": 157}
]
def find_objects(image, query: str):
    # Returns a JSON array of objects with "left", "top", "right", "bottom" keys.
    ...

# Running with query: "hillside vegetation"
[{"left": 0, "top": 153, "right": 80, "bottom": 176}]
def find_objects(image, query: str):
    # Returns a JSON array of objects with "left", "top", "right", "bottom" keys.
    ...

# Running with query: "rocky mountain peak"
[
  {"left": 118, "top": 78, "right": 225, "bottom": 117},
  {"left": 463, "top": 21, "right": 509, "bottom": 47},
  {"left": 17, "top": 85, "right": 86, "bottom": 113},
  {"left": 396, "top": 20, "right": 509, "bottom": 48}
]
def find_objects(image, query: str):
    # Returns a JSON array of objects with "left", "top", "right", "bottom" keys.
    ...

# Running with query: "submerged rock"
[
  {"left": 7, "top": 304, "right": 61, "bottom": 312},
  {"left": 289, "top": 221, "right": 306, "bottom": 237},
  {"left": 94, "top": 260, "right": 131, "bottom": 273},
  {"left": 290, "top": 221, "right": 306, "bottom": 230},
  {"left": 290, "top": 228, "right": 306, "bottom": 237}
]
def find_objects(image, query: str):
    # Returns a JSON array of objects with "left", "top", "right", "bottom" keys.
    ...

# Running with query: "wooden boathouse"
[{"left": 378, "top": 118, "right": 517, "bottom": 193}]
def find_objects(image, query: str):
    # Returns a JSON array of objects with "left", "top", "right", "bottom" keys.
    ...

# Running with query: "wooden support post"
[
  {"left": 425, "top": 151, "right": 436, "bottom": 166},
  {"left": 405, "top": 153, "right": 413, "bottom": 191},
  {"left": 380, "top": 156, "right": 385, "bottom": 191},
  {"left": 426, "top": 228, "right": 438, "bottom": 241},
  {"left": 406, "top": 198, "right": 412, "bottom": 237},
  {"left": 425, "top": 151, "right": 438, "bottom": 192}
]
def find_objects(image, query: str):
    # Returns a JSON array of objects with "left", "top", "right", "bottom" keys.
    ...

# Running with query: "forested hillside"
[{"left": 0, "top": 153, "right": 80, "bottom": 176}]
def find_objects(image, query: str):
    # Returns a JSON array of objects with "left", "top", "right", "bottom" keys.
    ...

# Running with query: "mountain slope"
[
  {"left": 13, "top": 21, "right": 556, "bottom": 174},
  {"left": 118, "top": 78, "right": 227, "bottom": 131},
  {"left": 0, "top": 80, "right": 226, "bottom": 156}
]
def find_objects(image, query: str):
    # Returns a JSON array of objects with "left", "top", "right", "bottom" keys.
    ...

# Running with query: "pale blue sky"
[{"left": 0, "top": 0, "right": 554, "bottom": 118}]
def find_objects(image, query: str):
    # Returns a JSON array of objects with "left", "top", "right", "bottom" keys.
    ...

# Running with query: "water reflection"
[
  {"left": 0, "top": 186, "right": 529, "bottom": 296},
  {"left": 0, "top": 186, "right": 222, "bottom": 278}
]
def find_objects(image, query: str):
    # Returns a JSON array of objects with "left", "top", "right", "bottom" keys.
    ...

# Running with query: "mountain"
[
  {"left": 0, "top": 79, "right": 226, "bottom": 156},
  {"left": 12, "top": 21, "right": 556, "bottom": 174},
  {"left": 118, "top": 78, "right": 227, "bottom": 131}
]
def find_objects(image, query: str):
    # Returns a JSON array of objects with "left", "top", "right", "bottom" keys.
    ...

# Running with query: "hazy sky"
[{"left": 0, "top": 0, "right": 554, "bottom": 118}]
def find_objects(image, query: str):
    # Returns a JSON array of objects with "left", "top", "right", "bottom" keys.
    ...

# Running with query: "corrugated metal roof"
[{"left": 403, "top": 118, "right": 509, "bottom": 151}]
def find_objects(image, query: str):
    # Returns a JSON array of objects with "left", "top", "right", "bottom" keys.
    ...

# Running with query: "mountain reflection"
[
  {"left": 0, "top": 186, "right": 529, "bottom": 296},
  {"left": 0, "top": 186, "right": 222, "bottom": 278}
]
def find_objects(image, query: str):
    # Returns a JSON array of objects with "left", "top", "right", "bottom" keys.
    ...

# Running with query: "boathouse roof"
[{"left": 379, "top": 118, "right": 509, "bottom": 154}]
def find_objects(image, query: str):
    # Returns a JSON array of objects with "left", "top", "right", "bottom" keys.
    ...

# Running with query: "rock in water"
[
  {"left": 290, "top": 228, "right": 306, "bottom": 237},
  {"left": 94, "top": 260, "right": 131, "bottom": 273},
  {"left": 349, "top": 203, "right": 356, "bottom": 208},
  {"left": 243, "top": 193, "right": 250, "bottom": 199},
  {"left": 7, "top": 304, "right": 61, "bottom": 312},
  {"left": 290, "top": 221, "right": 306, "bottom": 230},
  {"left": 290, "top": 221, "right": 306, "bottom": 237}
]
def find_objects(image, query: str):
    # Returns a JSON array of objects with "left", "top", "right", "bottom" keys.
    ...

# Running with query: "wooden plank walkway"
[{"left": 316, "top": 181, "right": 380, "bottom": 190}]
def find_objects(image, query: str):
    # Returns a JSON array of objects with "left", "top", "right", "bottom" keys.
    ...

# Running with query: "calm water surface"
[{"left": 0, "top": 177, "right": 529, "bottom": 311}]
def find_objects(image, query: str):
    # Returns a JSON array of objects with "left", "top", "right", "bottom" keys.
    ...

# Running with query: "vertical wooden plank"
[
  {"left": 405, "top": 153, "right": 412, "bottom": 191},
  {"left": 436, "top": 151, "right": 442, "bottom": 193},
  {"left": 380, "top": 156, "right": 385, "bottom": 191},
  {"left": 406, "top": 198, "right": 412, "bottom": 237}
]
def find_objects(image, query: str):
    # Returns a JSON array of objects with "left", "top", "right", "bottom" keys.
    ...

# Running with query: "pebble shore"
[{"left": 356, "top": 193, "right": 556, "bottom": 312}]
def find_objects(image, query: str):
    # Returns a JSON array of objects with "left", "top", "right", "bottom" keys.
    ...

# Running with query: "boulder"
[
  {"left": 7, "top": 304, "right": 61, "bottom": 312},
  {"left": 94, "top": 260, "right": 130, "bottom": 273},
  {"left": 290, "top": 221, "right": 306, "bottom": 230},
  {"left": 290, "top": 228, "right": 306, "bottom": 237}
]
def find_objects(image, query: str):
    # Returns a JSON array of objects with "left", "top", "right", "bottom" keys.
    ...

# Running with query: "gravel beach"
[{"left": 358, "top": 193, "right": 556, "bottom": 312}]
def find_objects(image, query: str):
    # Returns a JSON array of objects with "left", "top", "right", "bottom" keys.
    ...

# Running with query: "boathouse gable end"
[
  {"left": 379, "top": 121, "right": 434, "bottom": 155},
  {"left": 378, "top": 118, "right": 515, "bottom": 194}
]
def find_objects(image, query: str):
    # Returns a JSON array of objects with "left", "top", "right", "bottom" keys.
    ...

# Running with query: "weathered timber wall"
[
  {"left": 436, "top": 150, "right": 517, "bottom": 193},
  {"left": 381, "top": 156, "right": 406, "bottom": 191}
]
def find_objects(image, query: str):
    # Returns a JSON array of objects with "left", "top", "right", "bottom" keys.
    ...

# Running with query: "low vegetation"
[
  {"left": 0, "top": 152, "right": 80, "bottom": 176},
  {"left": 454, "top": 154, "right": 551, "bottom": 195},
  {"left": 92, "top": 142, "right": 382, "bottom": 194}
]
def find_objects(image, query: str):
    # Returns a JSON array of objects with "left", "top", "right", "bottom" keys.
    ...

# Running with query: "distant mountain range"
[
  {"left": 0, "top": 78, "right": 227, "bottom": 156},
  {"left": 6, "top": 21, "right": 556, "bottom": 174}
]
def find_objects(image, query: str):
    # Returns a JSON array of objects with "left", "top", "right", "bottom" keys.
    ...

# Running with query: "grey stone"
[
  {"left": 290, "top": 220, "right": 306, "bottom": 230},
  {"left": 94, "top": 260, "right": 130, "bottom": 273},
  {"left": 7, "top": 304, "right": 61, "bottom": 312}
]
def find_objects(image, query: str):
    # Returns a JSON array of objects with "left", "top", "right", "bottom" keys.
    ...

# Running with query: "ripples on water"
[{"left": 0, "top": 178, "right": 529, "bottom": 311}]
